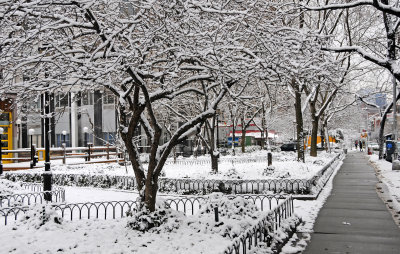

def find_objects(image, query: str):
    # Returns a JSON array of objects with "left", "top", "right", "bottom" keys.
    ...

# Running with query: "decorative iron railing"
[
  {"left": 0, "top": 194, "right": 288, "bottom": 226},
  {"left": 165, "top": 156, "right": 269, "bottom": 166},
  {"left": 0, "top": 183, "right": 65, "bottom": 207},
  {"left": 222, "top": 196, "right": 294, "bottom": 254}
]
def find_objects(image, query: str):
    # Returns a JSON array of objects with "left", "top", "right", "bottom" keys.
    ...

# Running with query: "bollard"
[
  {"left": 214, "top": 207, "right": 219, "bottom": 222},
  {"left": 268, "top": 152, "right": 272, "bottom": 166}
]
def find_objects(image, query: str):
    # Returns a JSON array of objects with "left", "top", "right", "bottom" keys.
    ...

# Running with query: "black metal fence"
[
  {"left": 223, "top": 196, "right": 294, "bottom": 254},
  {"left": 4, "top": 153, "right": 342, "bottom": 196},
  {"left": 165, "top": 156, "right": 269, "bottom": 166},
  {"left": 0, "top": 183, "right": 65, "bottom": 207},
  {"left": 0, "top": 194, "right": 289, "bottom": 226}
]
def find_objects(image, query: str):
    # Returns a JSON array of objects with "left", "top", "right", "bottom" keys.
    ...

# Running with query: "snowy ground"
[
  {"left": 369, "top": 154, "right": 400, "bottom": 213},
  {"left": 11, "top": 151, "right": 338, "bottom": 180},
  {"left": 0, "top": 150, "right": 342, "bottom": 253},
  {"left": 0, "top": 193, "right": 268, "bottom": 254}
]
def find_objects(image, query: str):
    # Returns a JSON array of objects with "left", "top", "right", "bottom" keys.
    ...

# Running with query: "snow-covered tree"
[{"left": 0, "top": 0, "right": 260, "bottom": 211}]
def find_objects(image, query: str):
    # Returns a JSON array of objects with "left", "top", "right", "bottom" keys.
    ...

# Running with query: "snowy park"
[{"left": 2, "top": 0, "right": 400, "bottom": 254}]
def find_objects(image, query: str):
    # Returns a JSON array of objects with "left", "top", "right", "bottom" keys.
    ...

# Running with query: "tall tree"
[{"left": 0, "top": 0, "right": 259, "bottom": 211}]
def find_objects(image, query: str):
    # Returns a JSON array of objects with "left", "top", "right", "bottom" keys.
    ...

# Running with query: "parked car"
[{"left": 280, "top": 143, "right": 297, "bottom": 152}]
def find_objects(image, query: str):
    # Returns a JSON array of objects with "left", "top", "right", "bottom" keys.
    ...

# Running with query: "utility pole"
[{"left": 393, "top": 75, "right": 398, "bottom": 164}]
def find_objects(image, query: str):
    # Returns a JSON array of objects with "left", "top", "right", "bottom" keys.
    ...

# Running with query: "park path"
[{"left": 304, "top": 152, "right": 400, "bottom": 254}]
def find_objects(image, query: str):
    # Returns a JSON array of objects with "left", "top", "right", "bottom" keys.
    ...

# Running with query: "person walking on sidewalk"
[
  {"left": 355, "top": 140, "right": 358, "bottom": 150},
  {"left": 359, "top": 140, "right": 363, "bottom": 151}
]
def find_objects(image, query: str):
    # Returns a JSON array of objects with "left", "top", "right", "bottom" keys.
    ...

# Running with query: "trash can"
[{"left": 343, "top": 149, "right": 347, "bottom": 154}]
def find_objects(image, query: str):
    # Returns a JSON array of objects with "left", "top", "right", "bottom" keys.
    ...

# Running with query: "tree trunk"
[
  {"left": 232, "top": 124, "right": 236, "bottom": 156},
  {"left": 310, "top": 118, "right": 319, "bottom": 157},
  {"left": 144, "top": 178, "right": 158, "bottom": 212},
  {"left": 209, "top": 116, "right": 219, "bottom": 173},
  {"left": 325, "top": 124, "right": 331, "bottom": 153},
  {"left": 320, "top": 126, "right": 325, "bottom": 151},
  {"left": 211, "top": 153, "right": 218, "bottom": 173},
  {"left": 261, "top": 103, "right": 265, "bottom": 150},
  {"left": 241, "top": 117, "right": 246, "bottom": 153},
  {"left": 295, "top": 88, "right": 305, "bottom": 162}
]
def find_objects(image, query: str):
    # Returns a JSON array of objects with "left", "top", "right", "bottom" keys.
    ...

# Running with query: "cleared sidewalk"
[{"left": 304, "top": 152, "right": 400, "bottom": 254}]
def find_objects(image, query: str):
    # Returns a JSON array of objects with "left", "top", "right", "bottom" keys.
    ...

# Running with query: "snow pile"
[
  {"left": 127, "top": 201, "right": 184, "bottom": 232},
  {"left": 17, "top": 204, "right": 63, "bottom": 230},
  {"left": 187, "top": 194, "right": 263, "bottom": 238}
]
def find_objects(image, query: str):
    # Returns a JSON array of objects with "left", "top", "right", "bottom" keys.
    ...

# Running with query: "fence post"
[{"left": 267, "top": 152, "right": 272, "bottom": 166}]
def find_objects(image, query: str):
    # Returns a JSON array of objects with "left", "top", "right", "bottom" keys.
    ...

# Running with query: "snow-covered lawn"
[
  {"left": 64, "top": 186, "right": 139, "bottom": 203},
  {"left": 12, "top": 151, "right": 338, "bottom": 180},
  {"left": 0, "top": 194, "right": 271, "bottom": 254},
  {"left": 0, "top": 150, "right": 343, "bottom": 253}
]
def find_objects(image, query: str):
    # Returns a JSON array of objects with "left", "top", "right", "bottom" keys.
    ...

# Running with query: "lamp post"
[
  {"left": 62, "top": 130, "right": 67, "bottom": 147},
  {"left": 0, "top": 127, "right": 3, "bottom": 175},
  {"left": 28, "top": 128, "right": 36, "bottom": 168},
  {"left": 83, "top": 127, "right": 88, "bottom": 161},
  {"left": 16, "top": 118, "right": 21, "bottom": 149}
]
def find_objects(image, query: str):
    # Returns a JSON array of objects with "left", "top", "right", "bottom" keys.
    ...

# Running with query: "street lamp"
[
  {"left": 28, "top": 128, "right": 36, "bottom": 168},
  {"left": 16, "top": 119, "right": 21, "bottom": 149},
  {"left": 62, "top": 130, "right": 67, "bottom": 147},
  {"left": 0, "top": 127, "right": 3, "bottom": 175}
]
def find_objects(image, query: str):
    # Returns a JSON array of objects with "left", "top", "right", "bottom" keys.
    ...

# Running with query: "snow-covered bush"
[
  {"left": 222, "top": 166, "right": 241, "bottom": 179},
  {"left": 263, "top": 166, "right": 275, "bottom": 176},
  {"left": 126, "top": 201, "right": 184, "bottom": 232},
  {"left": 187, "top": 194, "right": 263, "bottom": 239},
  {"left": 17, "top": 204, "right": 63, "bottom": 230},
  {"left": 0, "top": 179, "right": 25, "bottom": 196}
]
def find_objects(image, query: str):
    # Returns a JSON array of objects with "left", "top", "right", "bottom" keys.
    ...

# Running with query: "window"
[
  {"left": 55, "top": 93, "right": 69, "bottom": 107},
  {"left": 103, "top": 132, "right": 116, "bottom": 145},
  {"left": 0, "top": 113, "right": 10, "bottom": 125},
  {"left": 103, "top": 91, "right": 115, "bottom": 105},
  {"left": 56, "top": 134, "right": 70, "bottom": 147},
  {"left": 81, "top": 91, "right": 94, "bottom": 105}
]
